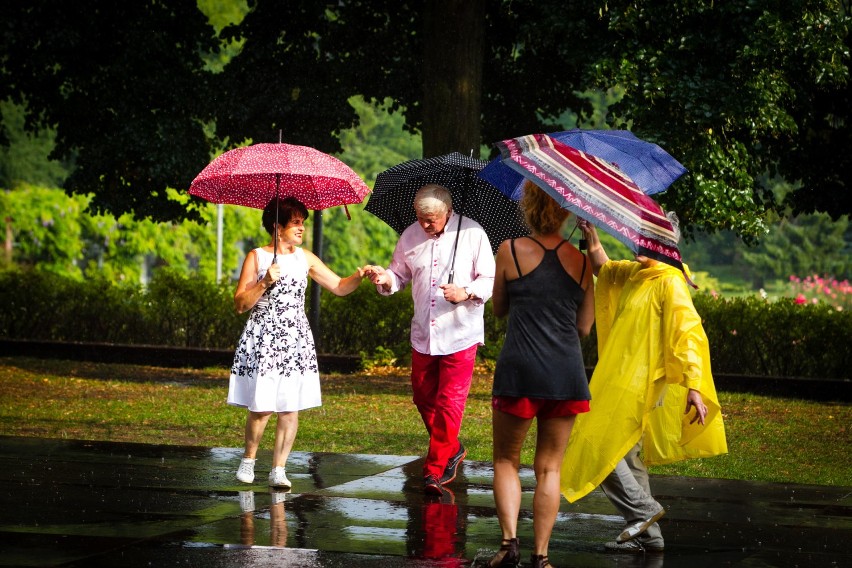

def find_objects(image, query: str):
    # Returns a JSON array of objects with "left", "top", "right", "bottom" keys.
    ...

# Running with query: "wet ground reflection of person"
[
  {"left": 402, "top": 458, "right": 467, "bottom": 565},
  {"left": 238, "top": 490, "right": 289, "bottom": 547}
]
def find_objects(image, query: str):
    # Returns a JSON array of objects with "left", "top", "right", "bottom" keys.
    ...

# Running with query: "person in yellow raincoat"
[{"left": 560, "top": 218, "right": 727, "bottom": 553}]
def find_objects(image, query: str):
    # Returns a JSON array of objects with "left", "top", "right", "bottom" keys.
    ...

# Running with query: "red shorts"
[{"left": 492, "top": 396, "right": 590, "bottom": 420}]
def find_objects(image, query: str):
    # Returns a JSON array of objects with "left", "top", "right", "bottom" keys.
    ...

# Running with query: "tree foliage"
[
  {"left": 0, "top": 1, "right": 220, "bottom": 222},
  {"left": 1, "top": 0, "right": 849, "bottom": 244},
  {"left": 0, "top": 101, "right": 67, "bottom": 188}
]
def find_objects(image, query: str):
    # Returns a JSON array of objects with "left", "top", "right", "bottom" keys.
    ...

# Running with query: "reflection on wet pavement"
[{"left": 0, "top": 435, "right": 849, "bottom": 567}]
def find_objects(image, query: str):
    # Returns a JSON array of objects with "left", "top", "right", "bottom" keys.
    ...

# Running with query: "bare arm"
[
  {"left": 234, "top": 250, "right": 279, "bottom": 314},
  {"left": 491, "top": 240, "right": 511, "bottom": 318},
  {"left": 305, "top": 250, "right": 366, "bottom": 296},
  {"left": 576, "top": 260, "right": 595, "bottom": 337},
  {"left": 578, "top": 219, "right": 609, "bottom": 276}
]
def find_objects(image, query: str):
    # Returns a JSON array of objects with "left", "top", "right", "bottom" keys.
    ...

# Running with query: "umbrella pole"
[
  {"left": 448, "top": 212, "right": 463, "bottom": 284},
  {"left": 273, "top": 174, "right": 280, "bottom": 264},
  {"left": 448, "top": 171, "right": 471, "bottom": 284}
]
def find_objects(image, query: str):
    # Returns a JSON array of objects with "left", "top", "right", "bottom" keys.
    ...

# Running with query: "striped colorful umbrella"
[
  {"left": 480, "top": 129, "right": 686, "bottom": 199},
  {"left": 494, "top": 133, "right": 686, "bottom": 274}
]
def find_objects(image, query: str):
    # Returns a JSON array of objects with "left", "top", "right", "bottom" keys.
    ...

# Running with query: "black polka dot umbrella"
[{"left": 366, "top": 152, "right": 529, "bottom": 254}]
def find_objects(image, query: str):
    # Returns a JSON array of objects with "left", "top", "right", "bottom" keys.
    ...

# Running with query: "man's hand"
[
  {"left": 439, "top": 283, "right": 469, "bottom": 304},
  {"left": 365, "top": 265, "right": 391, "bottom": 291}
]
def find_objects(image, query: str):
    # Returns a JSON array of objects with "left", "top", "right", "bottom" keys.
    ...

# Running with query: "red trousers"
[{"left": 410, "top": 345, "right": 477, "bottom": 478}]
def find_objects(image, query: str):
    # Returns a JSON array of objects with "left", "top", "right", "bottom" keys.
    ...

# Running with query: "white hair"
[{"left": 414, "top": 184, "right": 452, "bottom": 215}]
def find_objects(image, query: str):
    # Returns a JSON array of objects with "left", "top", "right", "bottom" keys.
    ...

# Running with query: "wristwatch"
[{"left": 464, "top": 287, "right": 473, "bottom": 301}]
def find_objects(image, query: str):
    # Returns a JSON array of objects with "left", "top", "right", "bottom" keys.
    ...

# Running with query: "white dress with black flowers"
[{"left": 227, "top": 247, "right": 321, "bottom": 412}]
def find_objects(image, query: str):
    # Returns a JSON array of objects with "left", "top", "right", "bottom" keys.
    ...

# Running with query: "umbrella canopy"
[
  {"left": 189, "top": 143, "right": 370, "bottom": 211},
  {"left": 365, "top": 152, "right": 529, "bottom": 255},
  {"left": 493, "top": 133, "right": 687, "bottom": 274},
  {"left": 480, "top": 129, "right": 686, "bottom": 198}
]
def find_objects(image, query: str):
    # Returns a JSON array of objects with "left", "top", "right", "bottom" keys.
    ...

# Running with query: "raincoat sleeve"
[
  {"left": 643, "top": 272, "right": 728, "bottom": 465},
  {"left": 594, "top": 260, "right": 635, "bottom": 353}
]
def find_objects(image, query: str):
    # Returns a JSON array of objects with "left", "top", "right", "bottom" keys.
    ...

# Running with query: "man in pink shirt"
[{"left": 367, "top": 184, "right": 495, "bottom": 494}]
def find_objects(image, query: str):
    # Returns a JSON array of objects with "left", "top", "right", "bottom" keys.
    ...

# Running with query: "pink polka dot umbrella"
[{"left": 189, "top": 142, "right": 370, "bottom": 215}]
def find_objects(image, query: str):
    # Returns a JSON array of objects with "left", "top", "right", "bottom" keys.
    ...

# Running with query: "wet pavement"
[{"left": 1, "top": 435, "right": 849, "bottom": 567}]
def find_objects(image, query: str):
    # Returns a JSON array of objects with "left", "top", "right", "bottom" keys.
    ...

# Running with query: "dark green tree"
[
  {"left": 2, "top": 0, "right": 849, "bottom": 244},
  {"left": 0, "top": 101, "right": 68, "bottom": 189},
  {"left": 0, "top": 1, "right": 220, "bottom": 222}
]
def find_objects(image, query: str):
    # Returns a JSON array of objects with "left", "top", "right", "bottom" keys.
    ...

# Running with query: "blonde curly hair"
[{"left": 519, "top": 180, "right": 569, "bottom": 234}]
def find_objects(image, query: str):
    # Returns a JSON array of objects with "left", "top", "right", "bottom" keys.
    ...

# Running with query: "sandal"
[
  {"left": 530, "top": 554, "right": 551, "bottom": 568},
  {"left": 488, "top": 537, "right": 520, "bottom": 567}
]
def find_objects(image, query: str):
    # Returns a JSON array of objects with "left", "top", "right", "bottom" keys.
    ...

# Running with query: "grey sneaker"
[
  {"left": 617, "top": 508, "right": 666, "bottom": 542},
  {"left": 236, "top": 458, "right": 256, "bottom": 484},
  {"left": 604, "top": 540, "right": 664, "bottom": 553},
  {"left": 268, "top": 466, "right": 291, "bottom": 489}
]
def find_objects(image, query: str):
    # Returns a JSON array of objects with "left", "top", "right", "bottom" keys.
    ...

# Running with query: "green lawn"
[{"left": 0, "top": 357, "right": 849, "bottom": 486}]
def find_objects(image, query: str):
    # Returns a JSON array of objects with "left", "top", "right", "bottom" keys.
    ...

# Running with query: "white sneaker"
[
  {"left": 271, "top": 490, "right": 288, "bottom": 504},
  {"left": 239, "top": 490, "right": 255, "bottom": 512},
  {"left": 236, "top": 458, "right": 256, "bottom": 483},
  {"left": 268, "top": 466, "right": 291, "bottom": 489}
]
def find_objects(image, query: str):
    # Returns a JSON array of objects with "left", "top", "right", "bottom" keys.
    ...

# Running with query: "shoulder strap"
[
  {"left": 509, "top": 239, "right": 523, "bottom": 277},
  {"left": 579, "top": 253, "right": 587, "bottom": 286},
  {"left": 527, "top": 236, "right": 548, "bottom": 250}
]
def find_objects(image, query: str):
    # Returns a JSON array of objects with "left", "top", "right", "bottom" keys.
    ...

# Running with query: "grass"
[{"left": 1, "top": 356, "right": 849, "bottom": 487}]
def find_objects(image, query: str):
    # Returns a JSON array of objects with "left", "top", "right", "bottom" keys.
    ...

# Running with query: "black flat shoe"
[
  {"left": 489, "top": 537, "right": 520, "bottom": 567},
  {"left": 530, "top": 554, "right": 551, "bottom": 567}
]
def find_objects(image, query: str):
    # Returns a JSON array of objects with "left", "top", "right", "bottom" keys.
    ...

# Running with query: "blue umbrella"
[{"left": 480, "top": 129, "right": 686, "bottom": 198}]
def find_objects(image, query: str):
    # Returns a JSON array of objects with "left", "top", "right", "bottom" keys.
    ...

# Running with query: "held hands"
[
  {"left": 364, "top": 265, "right": 391, "bottom": 288},
  {"left": 685, "top": 388, "right": 708, "bottom": 425}
]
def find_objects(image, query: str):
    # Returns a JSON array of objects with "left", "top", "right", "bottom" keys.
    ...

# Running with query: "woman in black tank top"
[{"left": 487, "top": 182, "right": 595, "bottom": 568}]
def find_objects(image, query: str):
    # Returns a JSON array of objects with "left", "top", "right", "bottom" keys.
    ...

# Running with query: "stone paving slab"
[{"left": 1, "top": 435, "right": 850, "bottom": 567}]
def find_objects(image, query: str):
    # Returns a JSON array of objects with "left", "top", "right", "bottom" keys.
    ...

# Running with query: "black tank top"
[{"left": 493, "top": 238, "right": 590, "bottom": 400}]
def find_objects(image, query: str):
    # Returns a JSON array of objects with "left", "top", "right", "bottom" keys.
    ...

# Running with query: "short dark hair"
[{"left": 262, "top": 197, "right": 309, "bottom": 236}]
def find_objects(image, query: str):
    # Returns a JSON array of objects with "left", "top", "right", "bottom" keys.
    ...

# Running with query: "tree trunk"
[{"left": 422, "top": 0, "right": 485, "bottom": 159}]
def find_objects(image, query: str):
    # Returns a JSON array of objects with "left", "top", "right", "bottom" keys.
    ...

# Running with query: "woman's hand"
[
  {"left": 685, "top": 388, "right": 708, "bottom": 425},
  {"left": 263, "top": 262, "right": 280, "bottom": 287},
  {"left": 365, "top": 265, "right": 391, "bottom": 290},
  {"left": 577, "top": 219, "right": 608, "bottom": 275}
]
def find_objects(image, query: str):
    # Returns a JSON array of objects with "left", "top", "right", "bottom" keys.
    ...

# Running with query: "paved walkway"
[{"left": 1, "top": 435, "right": 850, "bottom": 567}]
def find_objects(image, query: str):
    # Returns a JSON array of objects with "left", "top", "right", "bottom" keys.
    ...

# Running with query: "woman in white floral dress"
[{"left": 228, "top": 197, "right": 367, "bottom": 489}]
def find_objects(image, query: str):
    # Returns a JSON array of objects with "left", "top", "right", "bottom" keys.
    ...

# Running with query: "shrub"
[
  {"left": 318, "top": 282, "right": 413, "bottom": 361},
  {"left": 1, "top": 267, "right": 849, "bottom": 379},
  {"left": 144, "top": 268, "right": 245, "bottom": 349},
  {"left": 693, "top": 292, "right": 851, "bottom": 379}
]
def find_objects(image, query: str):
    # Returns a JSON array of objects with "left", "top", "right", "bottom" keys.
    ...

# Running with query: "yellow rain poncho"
[{"left": 561, "top": 260, "right": 727, "bottom": 503}]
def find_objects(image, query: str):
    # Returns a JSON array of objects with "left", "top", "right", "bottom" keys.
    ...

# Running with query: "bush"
[
  {"left": 1, "top": 267, "right": 849, "bottom": 379},
  {"left": 693, "top": 293, "right": 851, "bottom": 379},
  {"left": 318, "top": 282, "right": 414, "bottom": 362},
  {"left": 0, "top": 266, "right": 245, "bottom": 349},
  {"left": 144, "top": 268, "right": 245, "bottom": 349}
]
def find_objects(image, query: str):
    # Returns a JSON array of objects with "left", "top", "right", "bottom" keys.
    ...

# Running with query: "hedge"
[{"left": 0, "top": 267, "right": 848, "bottom": 379}]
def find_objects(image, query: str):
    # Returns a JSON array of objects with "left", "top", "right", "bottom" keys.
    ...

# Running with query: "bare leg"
[
  {"left": 244, "top": 411, "right": 273, "bottom": 458},
  {"left": 531, "top": 414, "right": 575, "bottom": 557},
  {"left": 492, "top": 408, "right": 534, "bottom": 541},
  {"left": 272, "top": 411, "right": 299, "bottom": 468}
]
